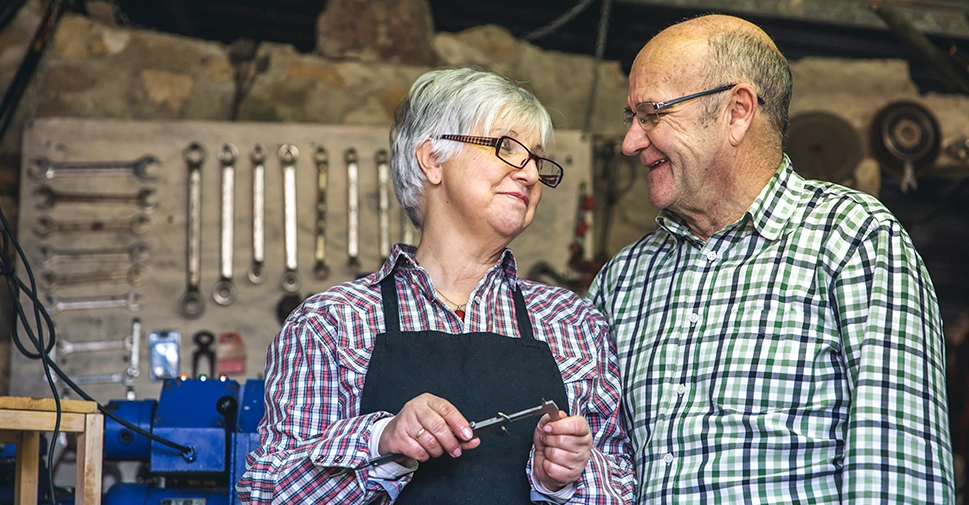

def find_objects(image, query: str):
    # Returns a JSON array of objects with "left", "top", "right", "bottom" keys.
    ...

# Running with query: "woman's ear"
[{"left": 416, "top": 139, "right": 443, "bottom": 185}]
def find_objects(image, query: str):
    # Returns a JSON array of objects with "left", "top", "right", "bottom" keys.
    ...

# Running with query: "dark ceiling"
[{"left": 107, "top": 0, "right": 969, "bottom": 95}]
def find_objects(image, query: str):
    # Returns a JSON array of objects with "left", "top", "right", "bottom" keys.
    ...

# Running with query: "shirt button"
[
  {"left": 664, "top": 453, "right": 674, "bottom": 464},
  {"left": 334, "top": 456, "right": 342, "bottom": 462},
  {"left": 689, "top": 313, "right": 699, "bottom": 323},
  {"left": 706, "top": 251, "right": 717, "bottom": 261},
  {"left": 675, "top": 384, "right": 686, "bottom": 395}
]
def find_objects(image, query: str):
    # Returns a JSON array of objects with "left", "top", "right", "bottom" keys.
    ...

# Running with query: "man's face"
[{"left": 621, "top": 44, "right": 728, "bottom": 216}]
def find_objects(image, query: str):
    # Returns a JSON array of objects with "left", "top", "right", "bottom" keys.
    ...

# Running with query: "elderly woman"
[{"left": 237, "top": 68, "right": 634, "bottom": 504}]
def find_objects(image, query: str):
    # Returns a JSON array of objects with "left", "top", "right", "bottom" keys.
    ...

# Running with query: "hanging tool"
[
  {"left": 279, "top": 144, "right": 301, "bottom": 292},
  {"left": 179, "top": 142, "right": 206, "bottom": 319},
  {"left": 191, "top": 331, "right": 216, "bottom": 378},
  {"left": 346, "top": 148, "right": 360, "bottom": 273},
  {"left": 358, "top": 399, "right": 560, "bottom": 469},
  {"left": 247, "top": 144, "right": 267, "bottom": 284},
  {"left": 376, "top": 149, "right": 391, "bottom": 260},
  {"left": 213, "top": 143, "right": 239, "bottom": 306},
  {"left": 313, "top": 145, "right": 330, "bottom": 280}
]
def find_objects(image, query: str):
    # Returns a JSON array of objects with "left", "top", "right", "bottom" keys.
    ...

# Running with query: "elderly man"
[{"left": 588, "top": 14, "right": 954, "bottom": 503}]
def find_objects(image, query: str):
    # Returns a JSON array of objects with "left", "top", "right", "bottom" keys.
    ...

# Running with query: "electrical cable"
[
  {"left": 0, "top": 200, "right": 194, "bottom": 499},
  {"left": 522, "top": 0, "right": 596, "bottom": 42}
]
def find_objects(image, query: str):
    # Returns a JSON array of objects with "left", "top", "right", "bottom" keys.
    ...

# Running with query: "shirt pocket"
[
  {"left": 707, "top": 306, "right": 835, "bottom": 415},
  {"left": 333, "top": 345, "right": 372, "bottom": 410}
]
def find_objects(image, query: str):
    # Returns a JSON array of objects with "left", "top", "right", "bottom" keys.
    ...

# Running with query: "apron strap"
[
  {"left": 380, "top": 273, "right": 401, "bottom": 335},
  {"left": 512, "top": 285, "right": 535, "bottom": 341}
]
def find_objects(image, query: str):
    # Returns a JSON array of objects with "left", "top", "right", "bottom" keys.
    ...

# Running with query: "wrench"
[
  {"left": 401, "top": 207, "right": 414, "bottom": 245},
  {"left": 37, "top": 242, "right": 151, "bottom": 267},
  {"left": 70, "top": 372, "right": 127, "bottom": 385},
  {"left": 33, "top": 213, "right": 150, "bottom": 238},
  {"left": 179, "top": 142, "right": 206, "bottom": 319},
  {"left": 126, "top": 317, "right": 141, "bottom": 399},
  {"left": 58, "top": 334, "right": 132, "bottom": 355},
  {"left": 247, "top": 144, "right": 267, "bottom": 284},
  {"left": 376, "top": 149, "right": 390, "bottom": 260},
  {"left": 213, "top": 143, "right": 239, "bottom": 306},
  {"left": 28, "top": 154, "right": 160, "bottom": 181},
  {"left": 279, "top": 144, "right": 301, "bottom": 292},
  {"left": 313, "top": 145, "right": 330, "bottom": 280},
  {"left": 33, "top": 185, "right": 157, "bottom": 212},
  {"left": 45, "top": 291, "right": 141, "bottom": 315},
  {"left": 346, "top": 148, "right": 360, "bottom": 271},
  {"left": 43, "top": 265, "right": 144, "bottom": 291}
]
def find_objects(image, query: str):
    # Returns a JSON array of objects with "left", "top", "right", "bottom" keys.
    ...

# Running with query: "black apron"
[{"left": 359, "top": 273, "right": 569, "bottom": 504}]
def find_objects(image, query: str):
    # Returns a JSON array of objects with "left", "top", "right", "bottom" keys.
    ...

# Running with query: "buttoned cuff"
[{"left": 368, "top": 417, "right": 418, "bottom": 479}]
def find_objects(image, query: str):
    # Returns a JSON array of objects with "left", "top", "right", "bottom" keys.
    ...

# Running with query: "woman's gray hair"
[{"left": 390, "top": 68, "right": 554, "bottom": 228}]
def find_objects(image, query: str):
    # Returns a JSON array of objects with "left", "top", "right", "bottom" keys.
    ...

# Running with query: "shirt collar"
[
  {"left": 372, "top": 243, "right": 521, "bottom": 285},
  {"left": 655, "top": 154, "right": 800, "bottom": 242}
]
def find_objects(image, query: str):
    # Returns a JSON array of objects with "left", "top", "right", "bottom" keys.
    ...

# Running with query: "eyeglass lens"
[{"left": 496, "top": 137, "right": 562, "bottom": 187}]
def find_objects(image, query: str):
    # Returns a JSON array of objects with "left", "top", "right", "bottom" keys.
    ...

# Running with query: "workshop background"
[{"left": 1, "top": 0, "right": 969, "bottom": 497}]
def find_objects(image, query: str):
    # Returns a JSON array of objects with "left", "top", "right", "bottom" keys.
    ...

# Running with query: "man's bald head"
[{"left": 633, "top": 14, "right": 792, "bottom": 142}]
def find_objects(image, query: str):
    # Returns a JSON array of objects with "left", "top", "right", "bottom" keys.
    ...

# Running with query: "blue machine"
[{"left": 102, "top": 377, "right": 265, "bottom": 505}]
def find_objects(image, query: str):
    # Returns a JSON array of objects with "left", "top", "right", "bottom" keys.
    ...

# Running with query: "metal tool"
[
  {"left": 37, "top": 242, "right": 151, "bottom": 266},
  {"left": 401, "top": 208, "right": 414, "bottom": 245},
  {"left": 359, "top": 399, "right": 561, "bottom": 469},
  {"left": 179, "top": 142, "right": 206, "bottom": 319},
  {"left": 279, "top": 144, "right": 300, "bottom": 292},
  {"left": 126, "top": 317, "right": 142, "bottom": 400},
  {"left": 313, "top": 145, "right": 330, "bottom": 280},
  {"left": 33, "top": 185, "right": 157, "bottom": 212},
  {"left": 45, "top": 291, "right": 141, "bottom": 314},
  {"left": 346, "top": 148, "right": 360, "bottom": 271},
  {"left": 58, "top": 334, "right": 132, "bottom": 355},
  {"left": 376, "top": 149, "right": 390, "bottom": 260},
  {"left": 33, "top": 213, "right": 150, "bottom": 237},
  {"left": 27, "top": 154, "right": 160, "bottom": 181},
  {"left": 43, "top": 265, "right": 144, "bottom": 291},
  {"left": 247, "top": 144, "right": 267, "bottom": 284},
  {"left": 149, "top": 329, "right": 180, "bottom": 381},
  {"left": 213, "top": 143, "right": 239, "bottom": 306},
  {"left": 192, "top": 330, "right": 216, "bottom": 378}
]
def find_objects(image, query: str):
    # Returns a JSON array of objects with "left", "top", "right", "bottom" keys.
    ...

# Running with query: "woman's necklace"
[{"left": 436, "top": 289, "right": 467, "bottom": 320}]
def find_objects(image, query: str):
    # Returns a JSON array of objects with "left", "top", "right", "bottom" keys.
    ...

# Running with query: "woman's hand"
[
  {"left": 379, "top": 393, "right": 480, "bottom": 462},
  {"left": 532, "top": 411, "right": 593, "bottom": 491}
]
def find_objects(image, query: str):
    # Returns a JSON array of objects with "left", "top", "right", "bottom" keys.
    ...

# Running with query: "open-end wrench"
[
  {"left": 247, "top": 144, "right": 267, "bottom": 284},
  {"left": 279, "top": 144, "right": 301, "bottom": 292},
  {"left": 376, "top": 149, "right": 390, "bottom": 260},
  {"left": 33, "top": 214, "right": 150, "bottom": 238},
  {"left": 33, "top": 185, "right": 157, "bottom": 212},
  {"left": 43, "top": 265, "right": 144, "bottom": 291},
  {"left": 346, "top": 148, "right": 360, "bottom": 272},
  {"left": 58, "top": 334, "right": 132, "bottom": 355},
  {"left": 28, "top": 154, "right": 160, "bottom": 181},
  {"left": 313, "top": 145, "right": 330, "bottom": 280},
  {"left": 213, "top": 143, "right": 239, "bottom": 306},
  {"left": 70, "top": 372, "right": 127, "bottom": 385},
  {"left": 45, "top": 291, "right": 141, "bottom": 315},
  {"left": 37, "top": 242, "right": 151, "bottom": 267},
  {"left": 179, "top": 142, "right": 205, "bottom": 319}
]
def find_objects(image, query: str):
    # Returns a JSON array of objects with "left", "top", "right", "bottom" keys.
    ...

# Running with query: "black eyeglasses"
[
  {"left": 437, "top": 134, "right": 564, "bottom": 188},
  {"left": 623, "top": 84, "right": 765, "bottom": 128}
]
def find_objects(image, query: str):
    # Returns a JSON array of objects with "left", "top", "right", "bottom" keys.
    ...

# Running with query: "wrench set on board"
[{"left": 11, "top": 118, "right": 591, "bottom": 403}]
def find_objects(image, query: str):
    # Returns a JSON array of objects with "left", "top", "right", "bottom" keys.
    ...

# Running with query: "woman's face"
[{"left": 438, "top": 126, "right": 545, "bottom": 242}]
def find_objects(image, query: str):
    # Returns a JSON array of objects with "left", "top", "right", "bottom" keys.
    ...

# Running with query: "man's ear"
[
  {"left": 726, "top": 83, "right": 758, "bottom": 146},
  {"left": 416, "top": 138, "right": 443, "bottom": 185}
]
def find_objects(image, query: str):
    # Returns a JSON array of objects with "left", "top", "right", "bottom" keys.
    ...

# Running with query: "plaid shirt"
[
  {"left": 588, "top": 156, "right": 954, "bottom": 504},
  {"left": 237, "top": 244, "right": 635, "bottom": 504}
]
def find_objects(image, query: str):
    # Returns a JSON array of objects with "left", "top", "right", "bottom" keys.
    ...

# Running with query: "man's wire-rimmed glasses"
[
  {"left": 437, "top": 134, "right": 564, "bottom": 188},
  {"left": 623, "top": 84, "right": 765, "bottom": 128}
]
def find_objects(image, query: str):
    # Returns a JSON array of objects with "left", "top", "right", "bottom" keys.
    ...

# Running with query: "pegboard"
[{"left": 9, "top": 118, "right": 592, "bottom": 403}]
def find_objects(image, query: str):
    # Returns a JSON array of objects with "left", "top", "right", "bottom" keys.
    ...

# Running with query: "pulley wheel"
[
  {"left": 869, "top": 100, "right": 941, "bottom": 177},
  {"left": 784, "top": 111, "right": 863, "bottom": 184}
]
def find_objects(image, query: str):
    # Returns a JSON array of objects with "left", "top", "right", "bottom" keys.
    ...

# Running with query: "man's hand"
[
  {"left": 533, "top": 411, "right": 592, "bottom": 491},
  {"left": 379, "top": 393, "right": 480, "bottom": 462}
]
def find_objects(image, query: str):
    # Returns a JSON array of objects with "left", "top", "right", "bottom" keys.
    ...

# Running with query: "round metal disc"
[
  {"left": 784, "top": 111, "right": 863, "bottom": 183},
  {"left": 869, "top": 100, "right": 941, "bottom": 176}
]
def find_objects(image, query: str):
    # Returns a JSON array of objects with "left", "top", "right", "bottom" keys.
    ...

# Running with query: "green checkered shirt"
[{"left": 588, "top": 156, "right": 954, "bottom": 504}]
